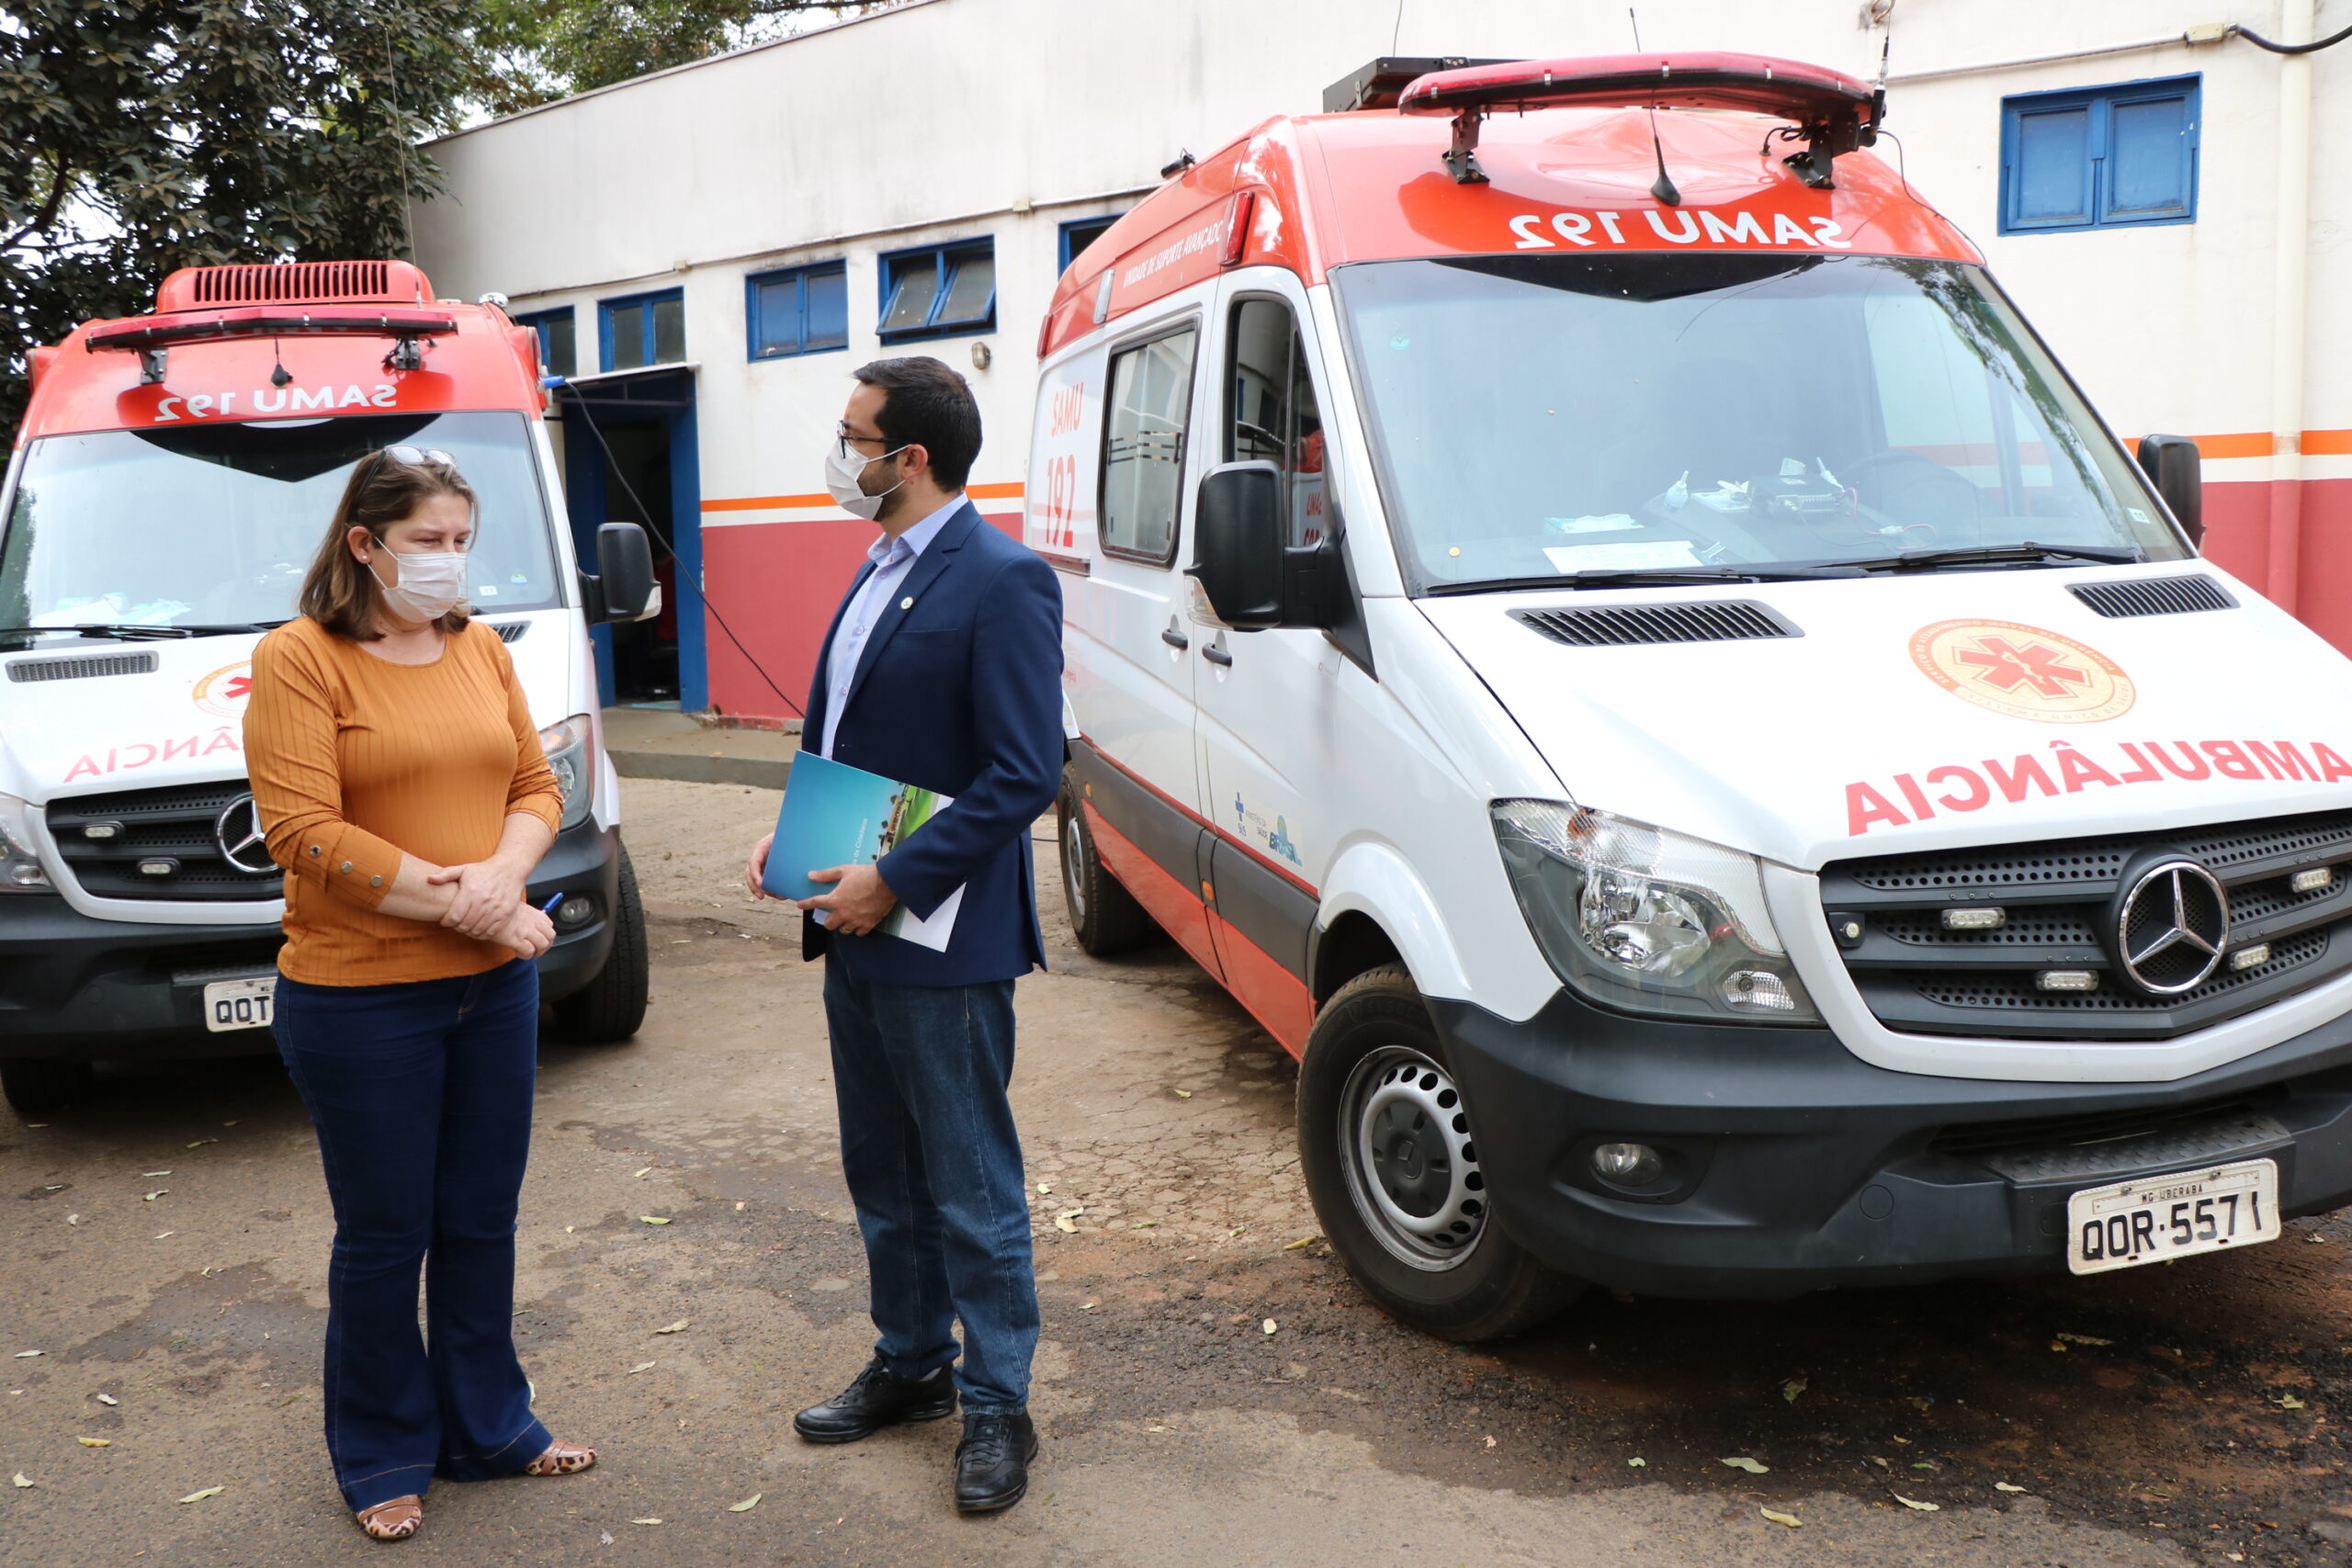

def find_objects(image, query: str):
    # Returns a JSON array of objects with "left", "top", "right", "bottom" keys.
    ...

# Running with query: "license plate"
[
  {"left": 201, "top": 975, "right": 276, "bottom": 1033},
  {"left": 2066, "top": 1157, "right": 2280, "bottom": 1275}
]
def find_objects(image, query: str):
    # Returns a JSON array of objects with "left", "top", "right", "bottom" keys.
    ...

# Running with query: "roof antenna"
[
  {"left": 270, "top": 336, "right": 292, "bottom": 388},
  {"left": 1630, "top": 8, "right": 1681, "bottom": 206}
]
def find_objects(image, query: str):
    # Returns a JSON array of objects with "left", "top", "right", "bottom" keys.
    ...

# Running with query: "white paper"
[
  {"left": 890, "top": 884, "right": 965, "bottom": 952},
  {"left": 1543, "top": 540, "right": 1704, "bottom": 572}
]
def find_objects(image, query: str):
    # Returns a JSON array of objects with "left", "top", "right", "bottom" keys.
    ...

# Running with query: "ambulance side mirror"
[
  {"left": 2136, "top": 434, "right": 2204, "bottom": 552},
  {"left": 1188, "top": 462, "right": 1288, "bottom": 628},
  {"left": 585, "top": 521, "right": 658, "bottom": 624}
]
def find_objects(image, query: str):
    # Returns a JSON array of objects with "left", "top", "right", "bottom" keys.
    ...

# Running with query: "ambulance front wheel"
[
  {"left": 1299, "top": 964, "right": 1586, "bottom": 1342},
  {"left": 1057, "top": 772, "right": 1159, "bottom": 956},
  {"left": 551, "top": 846, "right": 649, "bottom": 1043}
]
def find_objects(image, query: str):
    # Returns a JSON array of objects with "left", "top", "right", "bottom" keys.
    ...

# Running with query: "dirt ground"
[{"left": 7, "top": 776, "right": 2352, "bottom": 1566}]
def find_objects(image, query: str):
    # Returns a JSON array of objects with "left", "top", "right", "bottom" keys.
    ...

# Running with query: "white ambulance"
[
  {"left": 0, "top": 260, "right": 655, "bottom": 1112},
  {"left": 1030, "top": 54, "right": 2352, "bottom": 1337}
]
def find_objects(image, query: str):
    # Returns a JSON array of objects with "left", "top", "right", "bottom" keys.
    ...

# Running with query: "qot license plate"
[
  {"left": 2065, "top": 1157, "right": 2280, "bottom": 1275},
  {"left": 201, "top": 976, "right": 277, "bottom": 1033}
]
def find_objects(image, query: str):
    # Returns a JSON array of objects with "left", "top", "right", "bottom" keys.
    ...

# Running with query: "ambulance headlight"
[
  {"left": 0, "top": 793, "right": 54, "bottom": 893},
  {"left": 1489, "top": 802, "right": 1815, "bottom": 1023},
  {"left": 537, "top": 715, "right": 595, "bottom": 831}
]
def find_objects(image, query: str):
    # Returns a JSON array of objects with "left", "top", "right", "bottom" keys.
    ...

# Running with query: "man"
[{"left": 744, "top": 356, "right": 1062, "bottom": 1513}]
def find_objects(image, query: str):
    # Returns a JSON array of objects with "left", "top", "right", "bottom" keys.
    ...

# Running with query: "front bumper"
[
  {"left": 1432, "top": 987, "right": 2352, "bottom": 1300},
  {"left": 0, "top": 819, "right": 622, "bottom": 1061}
]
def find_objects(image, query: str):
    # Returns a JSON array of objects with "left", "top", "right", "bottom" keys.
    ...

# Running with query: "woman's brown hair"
[{"left": 300, "top": 448, "right": 478, "bottom": 640}]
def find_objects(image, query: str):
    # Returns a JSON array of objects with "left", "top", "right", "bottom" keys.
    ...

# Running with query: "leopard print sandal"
[
  {"left": 523, "top": 1438, "right": 597, "bottom": 1477},
  {"left": 354, "top": 1495, "right": 422, "bottom": 1541}
]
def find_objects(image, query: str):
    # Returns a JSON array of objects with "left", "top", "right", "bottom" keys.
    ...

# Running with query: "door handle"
[
  {"left": 1160, "top": 626, "right": 1190, "bottom": 649},
  {"left": 1203, "top": 641, "right": 1233, "bottom": 668}
]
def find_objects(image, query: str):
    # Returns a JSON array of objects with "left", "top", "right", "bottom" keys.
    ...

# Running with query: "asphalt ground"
[{"left": 6, "top": 776, "right": 2352, "bottom": 1566}]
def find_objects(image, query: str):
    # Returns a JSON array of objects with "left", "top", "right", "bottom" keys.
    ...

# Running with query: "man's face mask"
[{"left": 825, "top": 434, "right": 909, "bottom": 522}]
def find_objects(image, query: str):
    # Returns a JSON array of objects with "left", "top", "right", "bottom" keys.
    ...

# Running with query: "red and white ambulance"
[
  {"left": 0, "top": 260, "right": 655, "bottom": 1111},
  {"left": 1032, "top": 54, "right": 2352, "bottom": 1337}
]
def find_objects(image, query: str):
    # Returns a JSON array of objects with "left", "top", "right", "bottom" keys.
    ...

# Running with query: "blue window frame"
[
  {"left": 876, "top": 239, "right": 995, "bottom": 343},
  {"left": 2000, "top": 75, "right": 2199, "bottom": 234},
  {"left": 514, "top": 307, "right": 576, "bottom": 379},
  {"left": 745, "top": 262, "right": 848, "bottom": 360},
  {"left": 1058, "top": 214, "right": 1124, "bottom": 274},
  {"left": 599, "top": 288, "right": 685, "bottom": 372}
]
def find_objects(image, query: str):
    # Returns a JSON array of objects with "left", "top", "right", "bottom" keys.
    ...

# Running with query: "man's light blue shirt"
[{"left": 819, "top": 496, "right": 963, "bottom": 760}]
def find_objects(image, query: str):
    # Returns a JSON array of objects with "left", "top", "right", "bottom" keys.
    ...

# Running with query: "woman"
[{"left": 244, "top": 446, "right": 597, "bottom": 1542}]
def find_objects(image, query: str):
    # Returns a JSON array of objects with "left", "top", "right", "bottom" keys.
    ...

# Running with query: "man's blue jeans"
[
  {"left": 822, "top": 963, "right": 1038, "bottom": 1413},
  {"left": 274, "top": 959, "right": 550, "bottom": 1512}
]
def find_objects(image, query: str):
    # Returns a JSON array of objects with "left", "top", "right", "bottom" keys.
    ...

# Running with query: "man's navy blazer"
[{"left": 798, "top": 500, "right": 1065, "bottom": 987}]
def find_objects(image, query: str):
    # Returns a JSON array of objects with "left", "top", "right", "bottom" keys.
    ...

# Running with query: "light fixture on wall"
[{"left": 970, "top": 341, "right": 992, "bottom": 370}]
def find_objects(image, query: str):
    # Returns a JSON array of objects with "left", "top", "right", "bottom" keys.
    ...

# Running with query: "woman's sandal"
[
  {"left": 524, "top": 1438, "right": 597, "bottom": 1477},
  {"left": 355, "top": 1496, "right": 422, "bottom": 1541}
]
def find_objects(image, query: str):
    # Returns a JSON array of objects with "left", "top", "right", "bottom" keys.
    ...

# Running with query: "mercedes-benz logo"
[
  {"left": 2111, "top": 857, "right": 2231, "bottom": 996},
  {"left": 213, "top": 794, "right": 275, "bottom": 875}
]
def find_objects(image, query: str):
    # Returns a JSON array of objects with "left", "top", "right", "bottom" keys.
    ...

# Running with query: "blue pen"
[{"left": 539, "top": 893, "right": 565, "bottom": 915}]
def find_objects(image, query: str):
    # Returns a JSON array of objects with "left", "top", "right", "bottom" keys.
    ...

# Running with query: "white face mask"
[
  {"left": 368, "top": 547, "right": 469, "bottom": 622},
  {"left": 824, "top": 438, "right": 909, "bottom": 522}
]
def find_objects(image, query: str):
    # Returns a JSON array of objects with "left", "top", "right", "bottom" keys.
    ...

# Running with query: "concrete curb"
[{"left": 611, "top": 750, "right": 793, "bottom": 791}]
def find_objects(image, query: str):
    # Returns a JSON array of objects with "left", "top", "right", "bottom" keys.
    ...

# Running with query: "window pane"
[
  {"left": 806, "top": 266, "right": 847, "bottom": 348},
  {"left": 937, "top": 250, "right": 995, "bottom": 326},
  {"left": 753, "top": 277, "right": 800, "bottom": 356},
  {"left": 2108, "top": 96, "right": 2189, "bottom": 217},
  {"left": 607, "top": 302, "right": 646, "bottom": 370},
  {"left": 1101, "top": 330, "right": 1196, "bottom": 559},
  {"left": 543, "top": 316, "right": 575, "bottom": 378},
  {"left": 651, "top": 296, "right": 685, "bottom": 363},
  {"left": 881, "top": 258, "right": 939, "bottom": 334},
  {"left": 1064, "top": 219, "right": 1116, "bottom": 269},
  {"left": 1227, "top": 299, "right": 1291, "bottom": 465},
  {"left": 2013, "top": 107, "right": 2091, "bottom": 225},
  {"left": 1288, "top": 329, "right": 1326, "bottom": 547}
]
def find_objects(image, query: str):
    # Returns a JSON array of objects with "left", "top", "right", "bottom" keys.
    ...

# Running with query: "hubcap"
[
  {"left": 1061, "top": 812, "right": 1088, "bottom": 927},
  {"left": 1338, "top": 1045, "right": 1486, "bottom": 1271}
]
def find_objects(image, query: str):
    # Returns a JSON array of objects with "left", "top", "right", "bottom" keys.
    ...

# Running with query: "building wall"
[{"left": 413, "top": 0, "right": 2348, "bottom": 722}]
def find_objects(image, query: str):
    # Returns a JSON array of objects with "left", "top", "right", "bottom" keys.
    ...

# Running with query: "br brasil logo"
[{"left": 1910, "top": 620, "right": 2135, "bottom": 724}]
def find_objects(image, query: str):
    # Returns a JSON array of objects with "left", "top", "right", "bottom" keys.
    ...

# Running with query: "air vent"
[
  {"left": 7, "top": 650, "right": 161, "bottom": 682},
  {"left": 154, "top": 260, "right": 430, "bottom": 312},
  {"left": 2069, "top": 575, "right": 2236, "bottom": 619},
  {"left": 490, "top": 620, "right": 529, "bottom": 644},
  {"left": 1510, "top": 601, "right": 1799, "bottom": 648}
]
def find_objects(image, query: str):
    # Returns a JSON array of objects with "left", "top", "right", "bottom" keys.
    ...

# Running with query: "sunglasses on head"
[{"left": 364, "top": 445, "right": 457, "bottom": 480}]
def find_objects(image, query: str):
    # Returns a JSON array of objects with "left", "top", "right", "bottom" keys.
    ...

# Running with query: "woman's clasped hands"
[{"left": 429, "top": 859, "right": 555, "bottom": 959}]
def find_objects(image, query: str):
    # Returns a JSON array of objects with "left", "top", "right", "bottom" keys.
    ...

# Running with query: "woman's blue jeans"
[{"left": 274, "top": 959, "right": 550, "bottom": 1512}]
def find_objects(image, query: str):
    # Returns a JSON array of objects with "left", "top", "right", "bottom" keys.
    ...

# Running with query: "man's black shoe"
[
  {"left": 954, "top": 1410, "right": 1037, "bottom": 1513},
  {"left": 793, "top": 1359, "right": 956, "bottom": 1444}
]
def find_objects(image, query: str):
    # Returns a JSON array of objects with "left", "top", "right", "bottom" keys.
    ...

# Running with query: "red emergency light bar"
[
  {"left": 84, "top": 306, "right": 459, "bottom": 353},
  {"left": 1398, "top": 51, "right": 1882, "bottom": 188}
]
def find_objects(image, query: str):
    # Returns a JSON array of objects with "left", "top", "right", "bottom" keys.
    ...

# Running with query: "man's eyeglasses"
[{"left": 835, "top": 429, "right": 898, "bottom": 462}]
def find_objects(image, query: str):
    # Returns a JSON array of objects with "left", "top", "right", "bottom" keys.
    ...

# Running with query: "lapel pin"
[{"left": 900, "top": 597, "right": 914, "bottom": 610}]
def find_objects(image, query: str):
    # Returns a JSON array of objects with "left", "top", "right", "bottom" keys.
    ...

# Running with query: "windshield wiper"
[
  {"left": 1427, "top": 564, "right": 1855, "bottom": 595},
  {"left": 0, "top": 621, "right": 280, "bottom": 645},
  {"left": 1848, "top": 541, "right": 2144, "bottom": 573}
]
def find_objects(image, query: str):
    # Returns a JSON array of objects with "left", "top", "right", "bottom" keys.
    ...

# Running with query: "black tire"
[
  {"left": 1297, "top": 964, "right": 1585, "bottom": 1341},
  {"left": 551, "top": 845, "right": 649, "bottom": 1044},
  {"left": 2, "top": 1058, "right": 96, "bottom": 1116},
  {"left": 1057, "top": 771, "right": 1158, "bottom": 957}
]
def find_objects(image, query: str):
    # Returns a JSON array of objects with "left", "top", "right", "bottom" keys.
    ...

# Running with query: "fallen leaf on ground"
[
  {"left": 1078, "top": 1302, "right": 1096, "bottom": 1311},
  {"left": 631, "top": 1517, "right": 662, "bottom": 1525},
  {"left": 1035, "top": 1181, "right": 1052, "bottom": 1194},
  {"left": 627, "top": 1361, "right": 657, "bottom": 1375},
  {"left": 1995, "top": 1483, "right": 2029, "bottom": 1493},
  {"left": 76, "top": 1438, "right": 109, "bottom": 1448},
  {"left": 1261, "top": 1319, "right": 1278, "bottom": 1336},
  {"left": 638, "top": 1215, "right": 672, "bottom": 1225},
  {"left": 634, "top": 1168, "right": 653, "bottom": 1179},
  {"left": 1866, "top": 1456, "right": 1891, "bottom": 1470},
  {"left": 1053, "top": 1207, "right": 1083, "bottom": 1234},
  {"left": 652, "top": 1319, "right": 690, "bottom": 1335},
  {"left": 186, "top": 1139, "right": 216, "bottom": 1148},
  {"left": 2049, "top": 1340, "right": 2067, "bottom": 1352},
  {"left": 2054, "top": 1331, "right": 2112, "bottom": 1347},
  {"left": 2278, "top": 1393, "right": 2307, "bottom": 1409},
  {"left": 1721, "top": 1457, "right": 1770, "bottom": 1474},
  {"left": 2308, "top": 1234, "right": 2327, "bottom": 1243},
  {"left": 1781, "top": 1376, "right": 1807, "bottom": 1404},
  {"left": 1894, "top": 1494, "right": 1939, "bottom": 1512},
  {"left": 64, "top": 1215, "right": 80, "bottom": 1225},
  {"left": 10, "top": 1473, "right": 30, "bottom": 1488},
  {"left": 1172, "top": 1089, "right": 1193, "bottom": 1099},
  {"left": 600, "top": 1531, "right": 614, "bottom": 1545},
  {"left": 728, "top": 1493, "right": 762, "bottom": 1513},
  {"left": 95, "top": 1394, "right": 119, "bottom": 1406},
  {"left": 177, "top": 1486, "right": 224, "bottom": 1504},
  {"left": 142, "top": 1191, "right": 167, "bottom": 1201},
  {"left": 1283, "top": 1235, "right": 1321, "bottom": 1251},
  {"left": 141, "top": 1170, "right": 171, "bottom": 1178},
  {"left": 1627, "top": 1457, "right": 1646, "bottom": 1468},
  {"left": 13, "top": 1351, "right": 40, "bottom": 1359},
  {"left": 1483, "top": 1435, "right": 1497, "bottom": 1450},
  {"left": 1912, "top": 1461, "right": 1939, "bottom": 1471},
  {"left": 153, "top": 1233, "right": 174, "bottom": 1240},
  {"left": 1761, "top": 1507, "right": 1802, "bottom": 1529},
  {"left": 1131, "top": 1220, "right": 1156, "bottom": 1228}
]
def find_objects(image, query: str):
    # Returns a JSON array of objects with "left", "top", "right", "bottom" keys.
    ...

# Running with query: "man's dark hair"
[{"left": 854, "top": 356, "right": 982, "bottom": 490}]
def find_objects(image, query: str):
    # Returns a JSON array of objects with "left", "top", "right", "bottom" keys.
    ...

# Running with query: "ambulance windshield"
[
  {"left": 1333, "top": 253, "right": 2188, "bottom": 592},
  {"left": 0, "top": 410, "right": 563, "bottom": 635}
]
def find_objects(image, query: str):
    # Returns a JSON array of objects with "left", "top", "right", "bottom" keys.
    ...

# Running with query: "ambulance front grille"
[
  {"left": 1820, "top": 810, "right": 2352, "bottom": 1040},
  {"left": 43, "top": 780, "right": 283, "bottom": 903}
]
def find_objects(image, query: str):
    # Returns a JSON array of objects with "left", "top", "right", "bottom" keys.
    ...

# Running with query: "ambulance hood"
[
  {"left": 0, "top": 613, "right": 577, "bottom": 805},
  {"left": 1416, "top": 566, "right": 2352, "bottom": 872}
]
